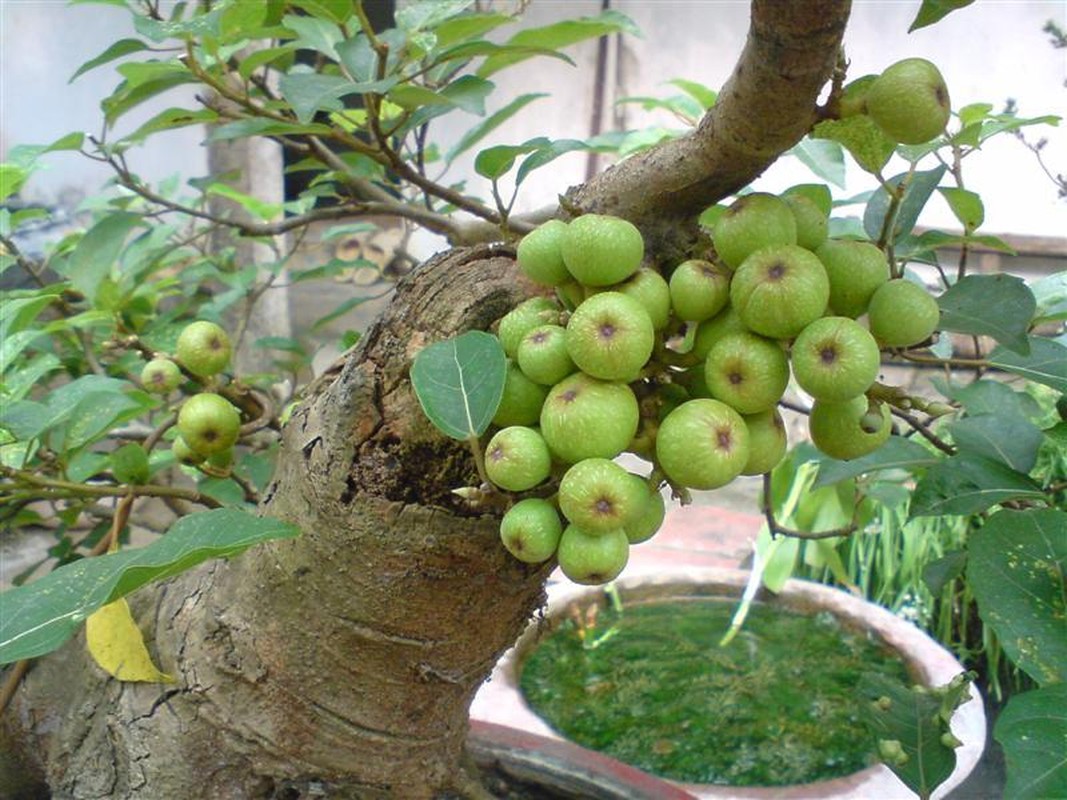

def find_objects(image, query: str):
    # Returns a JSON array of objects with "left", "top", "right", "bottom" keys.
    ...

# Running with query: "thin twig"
[{"left": 760, "top": 474, "right": 858, "bottom": 540}]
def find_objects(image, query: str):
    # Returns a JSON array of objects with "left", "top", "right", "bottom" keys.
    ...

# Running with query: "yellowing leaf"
[{"left": 86, "top": 598, "right": 174, "bottom": 683}]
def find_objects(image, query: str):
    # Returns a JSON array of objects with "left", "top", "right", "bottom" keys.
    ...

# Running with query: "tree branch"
[{"left": 568, "top": 0, "right": 852, "bottom": 260}]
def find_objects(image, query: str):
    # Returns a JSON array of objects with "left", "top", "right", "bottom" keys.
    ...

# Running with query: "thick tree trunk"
[{"left": 5, "top": 246, "right": 551, "bottom": 800}]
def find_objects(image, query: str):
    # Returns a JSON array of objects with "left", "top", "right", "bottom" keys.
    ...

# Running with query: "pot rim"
[
  {"left": 468, "top": 719, "right": 699, "bottom": 799},
  {"left": 472, "top": 566, "right": 987, "bottom": 800}
]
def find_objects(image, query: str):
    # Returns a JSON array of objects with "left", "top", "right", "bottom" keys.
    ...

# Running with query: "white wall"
[
  {"left": 428, "top": 0, "right": 1066, "bottom": 248},
  {"left": 2, "top": 1, "right": 1063, "bottom": 245},
  {"left": 0, "top": 1, "right": 208, "bottom": 207}
]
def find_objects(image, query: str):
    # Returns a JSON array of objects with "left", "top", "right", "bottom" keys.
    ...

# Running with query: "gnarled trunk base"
[{"left": 3, "top": 246, "right": 549, "bottom": 800}]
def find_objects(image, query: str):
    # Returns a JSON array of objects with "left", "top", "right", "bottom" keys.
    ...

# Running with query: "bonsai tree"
[{"left": 1, "top": 1, "right": 1064, "bottom": 798}]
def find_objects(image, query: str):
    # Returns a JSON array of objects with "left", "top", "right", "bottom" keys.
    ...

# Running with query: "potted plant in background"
[{"left": 0, "top": 2, "right": 1063, "bottom": 799}]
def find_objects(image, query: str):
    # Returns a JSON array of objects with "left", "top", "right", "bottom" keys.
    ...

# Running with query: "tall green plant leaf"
[
  {"left": 968, "top": 508, "right": 1067, "bottom": 686},
  {"left": 938, "top": 274, "right": 1035, "bottom": 355},
  {"left": 410, "top": 331, "right": 506, "bottom": 440},
  {"left": 995, "top": 685, "right": 1067, "bottom": 800},
  {"left": 0, "top": 509, "right": 300, "bottom": 664}
]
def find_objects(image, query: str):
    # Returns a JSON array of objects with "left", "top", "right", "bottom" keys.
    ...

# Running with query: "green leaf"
[
  {"left": 446, "top": 93, "right": 548, "bottom": 164},
  {"left": 941, "top": 378, "right": 1042, "bottom": 420},
  {"left": 908, "top": 0, "right": 976, "bottom": 32},
  {"left": 335, "top": 34, "right": 376, "bottom": 83},
  {"left": 122, "top": 107, "right": 218, "bottom": 144},
  {"left": 813, "top": 437, "right": 940, "bottom": 489},
  {"left": 102, "top": 72, "right": 198, "bottom": 127},
  {"left": 207, "top": 183, "right": 281, "bottom": 221},
  {"left": 397, "top": 0, "right": 474, "bottom": 33},
  {"left": 61, "top": 212, "right": 143, "bottom": 303},
  {"left": 517, "top": 139, "right": 597, "bottom": 186},
  {"left": 280, "top": 13, "right": 342, "bottom": 59},
  {"left": 922, "top": 549, "right": 967, "bottom": 596},
  {"left": 278, "top": 72, "right": 396, "bottom": 124},
  {"left": 938, "top": 187, "right": 984, "bottom": 232},
  {"left": 237, "top": 45, "right": 297, "bottom": 80},
  {"left": 812, "top": 116, "right": 896, "bottom": 176},
  {"left": 788, "top": 137, "right": 846, "bottom": 188},
  {"left": 474, "top": 139, "right": 547, "bottom": 181},
  {"left": 864, "top": 166, "right": 947, "bottom": 244},
  {"left": 968, "top": 508, "right": 1067, "bottom": 686},
  {"left": 0, "top": 293, "right": 60, "bottom": 338},
  {"left": 995, "top": 685, "right": 1067, "bottom": 799},
  {"left": 0, "top": 509, "right": 300, "bottom": 664},
  {"left": 0, "top": 353, "right": 61, "bottom": 403},
  {"left": 859, "top": 672, "right": 972, "bottom": 798},
  {"left": 0, "top": 164, "right": 28, "bottom": 201},
  {"left": 937, "top": 274, "right": 1035, "bottom": 355},
  {"left": 910, "top": 454, "right": 1045, "bottom": 516},
  {"left": 132, "top": 7, "right": 223, "bottom": 42},
  {"left": 110, "top": 443, "right": 150, "bottom": 485},
  {"left": 288, "top": 0, "right": 353, "bottom": 24},
  {"left": 948, "top": 413, "right": 1044, "bottom": 473},
  {"left": 909, "top": 229, "right": 1016, "bottom": 255},
  {"left": 208, "top": 117, "right": 333, "bottom": 142},
  {"left": 1031, "top": 270, "right": 1067, "bottom": 324},
  {"left": 219, "top": 0, "right": 270, "bottom": 40},
  {"left": 667, "top": 78, "right": 717, "bottom": 110},
  {"left": 989, "top": 338, "right": 1067, "bottom": 393},
  {"left": 60, "top": 391, "right": 147, "bottom": 452},
  {"left": 433, "top": 11, "right": 513, "bottom": 47},
  {"left": 410, "top": 331, "right": 506, "bottom": 440},
  {"left": 478, "top": 10, "right": 638, "bottom": 78},
  {"left": 977, "top": 113, "right": 1060, "bottom": 146},
  {"left": 71, "top": 38, "right": 149, "bottom": 82},
  {"left": 0, "top": 399, "right": 47, "bottom": 441}
]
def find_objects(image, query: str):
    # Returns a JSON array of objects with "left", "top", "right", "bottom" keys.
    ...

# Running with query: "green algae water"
[{"left": 519, "top": 597, "right": 911, "bottom": 787}]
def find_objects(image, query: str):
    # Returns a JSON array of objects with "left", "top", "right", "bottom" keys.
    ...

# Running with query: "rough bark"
[
  {"left": 567, "top": 0, "right": 851, "bottom": 261},
  {"left": 6, "top": 246, "right": 552, "bottom": 799}
]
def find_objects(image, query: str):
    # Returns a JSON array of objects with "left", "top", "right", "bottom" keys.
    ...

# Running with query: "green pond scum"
[{"left": 519, "top": 598, "right": 912, "bottom": 786}]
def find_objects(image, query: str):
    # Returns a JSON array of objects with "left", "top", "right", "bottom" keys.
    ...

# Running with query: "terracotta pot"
[
  {"left": 472, "top": 567, "right": 986, "bottom": 800},
  {"left": 468, "top": 720, "right": 698, "bottom": 799}
]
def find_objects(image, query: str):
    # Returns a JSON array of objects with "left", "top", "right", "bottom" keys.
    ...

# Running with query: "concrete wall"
[
  {"left": 427, "top": 1, "right": 1066, "bottom": 251},
  {"left": 2, "top": 1, "right": 1063, "bottom": 247},
  {"left": 0, "top": 1, "right": 208, "bottom": 208}
]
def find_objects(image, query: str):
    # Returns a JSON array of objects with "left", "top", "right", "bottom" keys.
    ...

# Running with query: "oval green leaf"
[
  {"left": 995, "top": 685, "right": 1067, "bottom": 800},
  {"left": 938, "top": 274, "right": 1035, "bottom": 355},
  {"left": 968, "top": 508, "right": 1067, "bottom": 686},
  {"left": 410, "top": 330, "right": 506, "bottom": 440}
]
